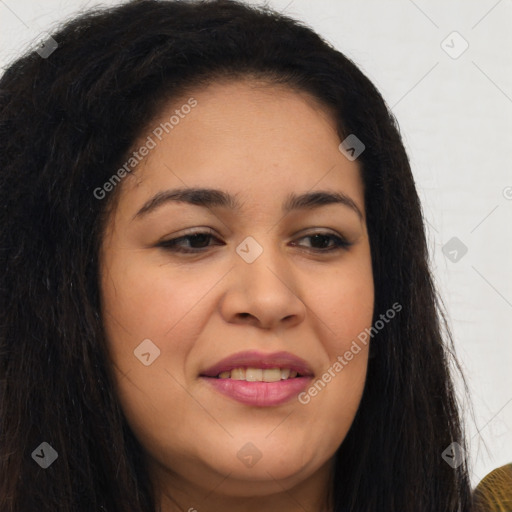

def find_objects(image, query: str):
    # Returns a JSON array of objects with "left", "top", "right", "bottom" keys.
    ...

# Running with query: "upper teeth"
[{"left": 217, "top": 367, "right": 298, "bottom": 381}]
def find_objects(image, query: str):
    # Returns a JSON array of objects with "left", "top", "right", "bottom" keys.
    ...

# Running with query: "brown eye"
[
  {"left": 291, "top": 232, "right": 352, "bottom": 252},
  {"left": 158, "top": 231, "right": 222, "bottom": 253}
]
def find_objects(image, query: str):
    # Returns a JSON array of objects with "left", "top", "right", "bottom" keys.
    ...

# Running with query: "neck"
[{"left": 151, "top": 457, "right": 335, "bottom": 512}]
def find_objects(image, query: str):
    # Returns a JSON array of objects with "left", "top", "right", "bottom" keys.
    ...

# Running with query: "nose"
[{"left": 219, "top": 240, "right": 307, "bottom": 330}]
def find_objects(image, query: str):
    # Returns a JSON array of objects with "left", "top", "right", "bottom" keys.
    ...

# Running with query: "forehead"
[{"left": 113, "top": 79, "right": 364, "bottom": 220}]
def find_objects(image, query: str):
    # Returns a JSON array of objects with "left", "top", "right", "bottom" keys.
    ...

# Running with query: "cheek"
[
  {"left": 313, "top": 256, "right": 374, "bottom": 346},
  {"left": 99, "top": 253, "right": 209, "bottom": 452},
  {"left": 100, "top": 250, "right": 213, "bottom": 355},
  {"left": 298, "top": 257, "right": 373, "bottom": 437},
  {"left": 99, "top": 253, "right": 211, "bottom": 437},
  {"left": 100, "top": 240, "right": 374, "bottom": 466}
]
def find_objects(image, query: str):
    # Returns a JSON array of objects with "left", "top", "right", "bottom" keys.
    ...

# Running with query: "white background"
[{"left": 1, "top": 0, "right": 511, "bottom": 489}]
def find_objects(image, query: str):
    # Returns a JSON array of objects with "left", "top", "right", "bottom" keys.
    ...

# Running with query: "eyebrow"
[{"left": 133, "top": 187, "right": 363, "bottom": 221}]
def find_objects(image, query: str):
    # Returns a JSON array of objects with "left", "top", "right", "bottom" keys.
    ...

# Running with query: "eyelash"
[{"left": 157, "top": 229, "right": 352, "bottom": 254}]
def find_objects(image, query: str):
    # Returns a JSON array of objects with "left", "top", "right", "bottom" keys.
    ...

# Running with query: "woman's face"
[{"left": 99, "top": 79, "right": 374, "bottom": 509}]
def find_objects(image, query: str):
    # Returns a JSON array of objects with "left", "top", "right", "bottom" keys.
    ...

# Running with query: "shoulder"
[{"left": 472, "top": 463, "right": 512, "bottom": 511}]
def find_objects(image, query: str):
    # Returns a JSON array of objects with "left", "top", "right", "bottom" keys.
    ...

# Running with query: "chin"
[
  {"left": 202, "top": 442, "right": 318, "bottom": 488},
  {"left": 206, "top": 458, "right": 314, "bottom": 498}
]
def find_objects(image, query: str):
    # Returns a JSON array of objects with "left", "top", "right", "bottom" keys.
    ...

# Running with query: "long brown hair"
[{"left": 0, "top": 1, "right": 474, "bottom": 510}]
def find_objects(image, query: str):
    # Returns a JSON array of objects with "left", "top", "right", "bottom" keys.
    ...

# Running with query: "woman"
[{"left": 0, "top": 0, "right": 476, "bottom": 510}]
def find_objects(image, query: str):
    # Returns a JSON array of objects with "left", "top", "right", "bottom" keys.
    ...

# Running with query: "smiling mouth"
[
  {"left": 199, "top": 351, "right": 313, "bottom": 406},
  {"left": 200, "top": 367, "right": 312, "bottom": 407},
  {"left": 211, "top": 367, "right": 304, "bottom": 381}
]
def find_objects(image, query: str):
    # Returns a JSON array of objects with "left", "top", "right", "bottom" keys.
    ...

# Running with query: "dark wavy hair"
[{"left": 0, "top": 0, "right": 476, "bottom": 510}]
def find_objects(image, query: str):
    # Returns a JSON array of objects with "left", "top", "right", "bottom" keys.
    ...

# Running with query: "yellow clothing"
[{"left": 473, "top": 463, "right": 512, "bottom": 511}]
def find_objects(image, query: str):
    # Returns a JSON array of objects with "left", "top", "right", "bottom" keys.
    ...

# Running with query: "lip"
[
  {"left": 201, "top": 377, "right": 312, "bottom": 407},
  {"left": 199, "top": 350, "right": 314, "bottom": 407},
  {"left": 199, "top": 350, "right": 314, "bottom": 378}
]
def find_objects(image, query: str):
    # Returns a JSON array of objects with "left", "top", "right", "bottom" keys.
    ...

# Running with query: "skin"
[{"left": 99, "top": 79, "right": 374, "bottom": 512}]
